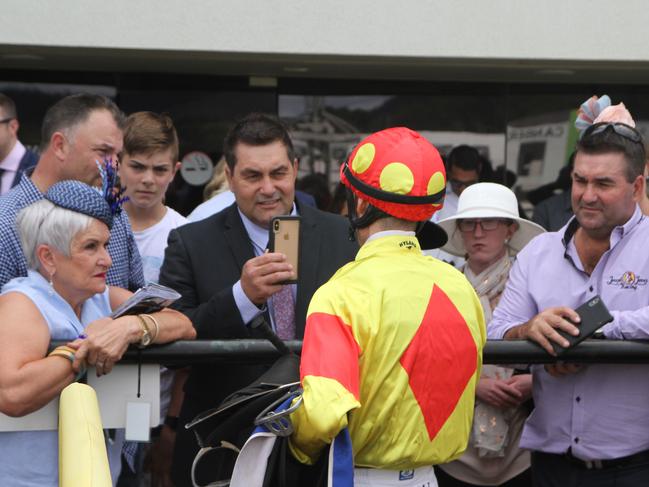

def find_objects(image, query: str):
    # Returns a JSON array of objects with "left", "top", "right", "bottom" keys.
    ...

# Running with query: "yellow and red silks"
[{"left": 289, "top": 235, "right": 486, "bottom": 470}]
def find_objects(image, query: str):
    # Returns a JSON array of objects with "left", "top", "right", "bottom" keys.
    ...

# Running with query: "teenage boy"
[{"left": 119, "top": 111, "right": 187, "bottom": 486}]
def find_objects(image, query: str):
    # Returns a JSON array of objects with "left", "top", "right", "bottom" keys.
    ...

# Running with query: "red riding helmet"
[{"left": 340, "top": 127, "right": 446, "bottom": 221}]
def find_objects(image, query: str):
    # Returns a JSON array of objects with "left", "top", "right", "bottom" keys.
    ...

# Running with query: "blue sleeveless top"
[{"left": 0, "top": 270, "right": 112, "bottom": 487}]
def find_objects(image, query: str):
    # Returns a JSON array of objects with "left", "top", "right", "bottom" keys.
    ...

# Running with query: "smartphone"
[
  {"left": 551, "top": 295, "right": 613, "bottom": 356},
  {"left": 268, "top": 216, "right": 300, "bottom": 284}
]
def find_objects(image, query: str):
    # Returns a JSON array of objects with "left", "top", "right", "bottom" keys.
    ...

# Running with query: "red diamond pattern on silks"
[{"left": 400, "top": 284, "right": 478, "bottom": 441}]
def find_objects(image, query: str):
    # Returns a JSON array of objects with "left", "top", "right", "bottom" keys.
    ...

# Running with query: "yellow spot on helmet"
[
  {"left": 427, "top": 171, "right": 445, "bottom": 196},
  {"left": 380, "top": 162, "right": 414, "bottom": 195},
  {"left": 351, "top": 143, "right": 375, "bottom": 174}
]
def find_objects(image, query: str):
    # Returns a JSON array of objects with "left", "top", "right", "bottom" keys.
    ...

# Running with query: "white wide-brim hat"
[{"left": 437, "top": 182, "right": 546, "bottom": 257}]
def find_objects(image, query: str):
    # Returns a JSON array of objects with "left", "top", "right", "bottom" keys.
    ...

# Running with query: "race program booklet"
[{"left": 111, "top": 282, "right": 181, "bottom": 318}]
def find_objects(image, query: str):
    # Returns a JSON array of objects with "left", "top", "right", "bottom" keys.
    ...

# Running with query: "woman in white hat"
[{"left": 435, "top": 182, "right": 545, "bottom": 487}]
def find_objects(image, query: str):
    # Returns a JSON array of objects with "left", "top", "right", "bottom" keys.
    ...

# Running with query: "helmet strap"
[
  {"left": 345, "top": 188, "right": 359, "bottom": 240},
  {"left": 345, "top": 187, "right": 386, "bottom": 240}
]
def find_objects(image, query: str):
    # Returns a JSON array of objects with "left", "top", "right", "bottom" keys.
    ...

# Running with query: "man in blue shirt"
[{"left": 0, "top": 93, "right": 144, "bottom": 291}]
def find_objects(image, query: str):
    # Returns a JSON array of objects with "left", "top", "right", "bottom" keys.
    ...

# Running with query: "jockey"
[{"left": 289, "top": 127, "right": 487, "bottom": 486}]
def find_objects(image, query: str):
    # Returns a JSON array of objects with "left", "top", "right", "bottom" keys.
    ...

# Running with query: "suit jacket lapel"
[
  {"left": 12, "top": 150, "right": 37, "bottom": 189},
  {"left": 223, "top": 204, "right": 256, "bottom": 272}
]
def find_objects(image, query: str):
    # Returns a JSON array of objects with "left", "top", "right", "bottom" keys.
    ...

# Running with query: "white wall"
[{"left": 3, "top": 0, "right": 649, "bottom": 62}]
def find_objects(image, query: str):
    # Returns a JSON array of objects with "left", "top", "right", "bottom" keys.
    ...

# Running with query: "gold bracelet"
[
  {"left": 48, "top": 347, "right": 75, "bottom": 362},
  {"left": 53, "top": 345, "right": 76, "bottom": 355},
  {"left": 48, "top": 346, "right": 86, "bottom": 382},
  {"left": 141, "top": 314, "right": 160, "bottom": 343},
  {"left": 136, "top": 314, "right": 152, "bottom": 347}
]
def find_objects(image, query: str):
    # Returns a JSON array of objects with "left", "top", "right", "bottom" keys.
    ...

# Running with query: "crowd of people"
[{"left": 0, "top": 90, "right": 648, "bottom": 487}]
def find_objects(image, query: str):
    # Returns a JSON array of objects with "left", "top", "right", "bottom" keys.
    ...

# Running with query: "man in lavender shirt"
[
  {"left": 489, "top": 122, "right": 649, "bottom": 486},
  {"left": 0, "top": 93, "right": 39, "bottom": 195}
]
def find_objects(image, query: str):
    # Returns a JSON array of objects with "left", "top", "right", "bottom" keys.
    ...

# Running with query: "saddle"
[{"left": 185, "top": 318, "right": 319, "bottom": 487}]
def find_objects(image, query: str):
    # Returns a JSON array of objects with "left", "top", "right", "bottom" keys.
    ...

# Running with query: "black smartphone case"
[{"left": 551, "top": 295, "right": 613, "bottom": 356}]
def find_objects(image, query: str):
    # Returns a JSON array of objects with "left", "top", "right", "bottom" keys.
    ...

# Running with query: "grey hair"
[{"left": 16, "top": 199, "right": 95, "bottom": 271}]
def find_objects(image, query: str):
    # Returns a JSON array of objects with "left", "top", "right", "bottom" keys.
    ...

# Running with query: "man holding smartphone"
[
  {"left": 489, "top": 108, "right": 649, "bottom": 486},
  {"left": 159, "top": 112, "right": 357, "bottom": 486}
]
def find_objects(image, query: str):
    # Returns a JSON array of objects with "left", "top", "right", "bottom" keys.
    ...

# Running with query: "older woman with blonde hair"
[
  {"left": 436, "top": 182, "right": 545, "bottom": 487},
  {"left": 0, "top": 180, "right": 195, "bottom": 487}
]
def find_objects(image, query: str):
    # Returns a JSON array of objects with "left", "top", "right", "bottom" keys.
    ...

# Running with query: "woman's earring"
[
  {"left": 48, "top": 271, "right": 55, "bottom": 295},
  {"left": 504, "top": 238, "right": 510, "bottom": 245}
]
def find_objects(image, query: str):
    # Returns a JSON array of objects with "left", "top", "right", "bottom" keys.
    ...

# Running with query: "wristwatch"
[
  {"left": 164, "top": 415, "right": 179, "bottom": 431},
  {"left": 137, "top": 315, "right": 152, "bottom": 347}
]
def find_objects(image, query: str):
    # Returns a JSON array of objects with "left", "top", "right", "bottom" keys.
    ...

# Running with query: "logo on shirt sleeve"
[
  {"left": 399, "top": 470, "right": 415, "bottom": 480},
  {"left": 607, "top": 271, "right": 648, "bottom": 290}
]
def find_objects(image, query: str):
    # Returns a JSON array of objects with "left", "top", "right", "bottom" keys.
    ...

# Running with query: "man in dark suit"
[
  {"left": 159, "top": 113, "right": 358, "bottom": 486},
  {"left": 0, "top": 93, "right": 39, "bottom": 195},
  {"left": 532, "top": 190, "right": 573, "bottom": 231}
]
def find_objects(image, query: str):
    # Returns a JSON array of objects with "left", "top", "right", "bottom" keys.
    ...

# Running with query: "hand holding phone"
[
  {"left": 550, "top": 295, "right": 613, "bottom": 356},
  {"left": 240, "top": 252, "right": 295, "bottom": 305}
]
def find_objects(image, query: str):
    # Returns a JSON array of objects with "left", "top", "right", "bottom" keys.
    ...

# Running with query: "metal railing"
[{"left": 51, "top": 339, "right": 649, "bottom": 365}]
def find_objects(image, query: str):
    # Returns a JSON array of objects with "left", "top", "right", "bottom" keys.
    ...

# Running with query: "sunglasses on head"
[{"left": 582, "top": 122, "right": 643, "bottom": 144}]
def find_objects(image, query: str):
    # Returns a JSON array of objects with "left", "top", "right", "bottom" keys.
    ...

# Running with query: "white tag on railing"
[{"left": 125, "top": 402, "right": 151, "bottom": 442}]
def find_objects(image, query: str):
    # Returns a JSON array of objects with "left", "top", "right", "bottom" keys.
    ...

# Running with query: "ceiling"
[{"left": 3, "top": 44, "right": 649, "bottom": 86}]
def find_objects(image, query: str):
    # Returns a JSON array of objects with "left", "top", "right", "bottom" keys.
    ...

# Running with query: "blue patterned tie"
[{"left": 273, "top": 285, "right": 295, "bottom": 340}]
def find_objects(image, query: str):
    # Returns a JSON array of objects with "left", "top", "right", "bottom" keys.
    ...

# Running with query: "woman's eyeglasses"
[
  {"left": 583, "top": 122, "right": 642, "bottom": 144},
  {"left": 457, "top": 218, "right": 510, "bottom": 233},
  {"left": 449, "top": 178, "right": 478, "bottom": 193}
]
